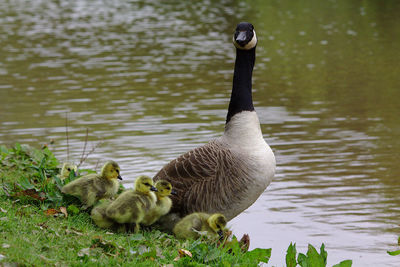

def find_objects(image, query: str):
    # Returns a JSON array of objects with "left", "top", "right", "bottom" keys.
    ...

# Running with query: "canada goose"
[
  {"left": 141, "top": 180, "right": 176, "bottom": 226},
  {"left": 61, "top": 160, "right": 122, "bottom": 208},
  {"left": 153, "top": 22, "right": 276, "bottom": 221},
  {"left": 60, "top": 162, "right": 77, "bottom": 180},
  {"left": 105, "top": 175, "right": 157, "bottom": 233},
  {"left": 173, "top": 212, "right": 227, "bottom": 240}
]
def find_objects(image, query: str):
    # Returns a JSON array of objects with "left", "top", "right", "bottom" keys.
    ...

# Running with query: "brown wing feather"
[{"left": 153, "top": 140, "right": 251, "bottom": 216}]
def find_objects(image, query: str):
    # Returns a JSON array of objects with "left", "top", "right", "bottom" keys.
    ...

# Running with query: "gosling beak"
[
  {"left": 117, "top": 175, "right": 123, "bottom": 180},
  {"left": 150, "top": 186, "right": 158, "bottom": 192},
  {"left": 235, "top": 31, "right": 247, "bottom": 46},
  {"left": 171, "top": 189, "right": 177, "bottom": 195},
  {"left": 217, "top": 230, "right": 224, "bottom": 239}
]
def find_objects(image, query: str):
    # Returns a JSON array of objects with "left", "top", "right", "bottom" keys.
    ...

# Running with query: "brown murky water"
[{"left": 1, "top": 0, "right": 400, "bottom": 266}]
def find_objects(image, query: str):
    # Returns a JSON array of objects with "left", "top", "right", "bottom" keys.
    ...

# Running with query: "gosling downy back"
[
  {"left": 91, "top": 199, "right": 116, "bottom": 229},
  {"left": 153, "top": 22, "right": 276, "bottom": 221}
]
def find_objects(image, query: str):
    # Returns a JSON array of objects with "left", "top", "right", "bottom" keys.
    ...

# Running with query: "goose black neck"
[{"left": 226, "top": 47, "right": 255, "bottom": 124}]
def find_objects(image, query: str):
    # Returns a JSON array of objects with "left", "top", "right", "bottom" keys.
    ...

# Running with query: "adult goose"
[{"left": 153, "top": 22, "right": 276, "bottom": 222}]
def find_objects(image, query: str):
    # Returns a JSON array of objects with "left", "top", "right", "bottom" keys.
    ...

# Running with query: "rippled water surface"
[{"left": 1, "top": 0, "right": 400, "bottom": 266}]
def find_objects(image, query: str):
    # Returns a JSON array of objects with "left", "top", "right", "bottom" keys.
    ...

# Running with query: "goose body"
[
  {"left": 153, "top": 22, "right": 276, "bottom": 221},
  {"left": 61, "top": 160, "right": 122, "bottom": 208}
]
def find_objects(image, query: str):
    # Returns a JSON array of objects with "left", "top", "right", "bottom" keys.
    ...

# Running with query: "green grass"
[
  {"left": 0, "top": 196, "right": 269, "bottom": 266},
  {"left": 0, "top": 143, "right": 353, "bottom": 266},
  {"left": 0, "top": 195, "right": 272, "bottom": 266}
]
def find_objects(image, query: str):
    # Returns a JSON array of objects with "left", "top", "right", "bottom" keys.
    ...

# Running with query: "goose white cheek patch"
[{"left": 233, "top": 30, "right": 257, "bottom": 50}]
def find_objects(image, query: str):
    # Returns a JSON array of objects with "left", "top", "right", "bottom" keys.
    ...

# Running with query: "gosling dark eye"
[
  {"left": 67, "top": 168, "right": 71, "bottom": 171},
  {"left": 116, "top": 169, "right": 120, "bottom": 174},
  {"left": 145, "top": 183, "right": 151, "bottom": 186},
  {"left": 166, "top": 187, "right": 171, "bottom": 190}
]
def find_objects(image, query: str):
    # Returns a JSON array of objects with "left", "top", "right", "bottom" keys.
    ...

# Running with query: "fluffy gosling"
[
  {"left": 105, "top": 175, "right": 157, "bottom": 233},
  {"left": 91, "top": 199, "right": 115, "bottom": 229},
  {"left": 142, "top": 180, "right": 176, "bottom": 226},
  {"left": 60, "top": 162, "right": 77, "bottom": 180},
  {"left": 61, "top": 160, "right": 122, "bottom": 208},
  {"left": 173, "top": 212, "right": 227, "bottom": 240}
]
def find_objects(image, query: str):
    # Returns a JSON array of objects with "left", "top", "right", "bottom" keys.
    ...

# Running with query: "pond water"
[{"left": 1, "top": 0, "right": 400, "bottom": 266}]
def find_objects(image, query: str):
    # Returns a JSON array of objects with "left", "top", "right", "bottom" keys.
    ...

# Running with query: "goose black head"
[{"left": 233, "top": 22, "right": 257, "bottom": 50}]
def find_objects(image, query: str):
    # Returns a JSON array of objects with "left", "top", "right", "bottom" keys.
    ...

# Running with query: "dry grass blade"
[
  {"left": 79, "top": 128, "right": 89, "bottom": 166},
  {"left": 60, "top": 207, "right": 68, "bottom": 218},
  {"left": 174, "top": 249, "right": 192, "bottom": 261},
  {"left": 77, "top": 139, "right": 104, "bottom": 168},
  {"left": 65, "top": 112, "right": 70, "bottom": 162},
  {"left": 44, "top": 208, "right": 59, "bottom": 216}
]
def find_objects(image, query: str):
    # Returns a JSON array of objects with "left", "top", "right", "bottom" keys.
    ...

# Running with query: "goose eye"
[
  {"left": 67, "top": 168, "right": 71, "bottom": 171},
  {"left": 166, "top": 187, "right": 171, "bottom": 190}
]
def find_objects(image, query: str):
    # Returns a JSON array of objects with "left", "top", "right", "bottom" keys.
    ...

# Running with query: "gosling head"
[
  {"left": 155, "top": 180, "right": 177, "bottom": 199},
  {"left": 61, "top": 162, "right": 77, "bottom": 179},
  {"left": 233, "top": 22, "right": 257, "bottom": 50},
  {"left": 100, "top": 161, "right": 123, "bottom": 180},
  {"left": 134, "top": 175, "right": 158, "bottom": 194},
  {"left": 207, "top": 213, "right": 227, "bottom": 238}
]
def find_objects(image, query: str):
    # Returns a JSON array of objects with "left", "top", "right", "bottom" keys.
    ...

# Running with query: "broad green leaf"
[
  {"left": 68, "top": 170, "right": 77, "bottom": 179},
  {"left": 332, "top": 260, "right": 352, "bottom": 267},
  {"left": 245, "top": 248, "right": 271, "bottom": 264},
  {"left": 319, "top": 244, "right": 327, "bottom": 266},
  {"left": 297, "top": 253, "right": 308, "bottom": 267},
  {"left": 67, "top": 205, "right": 80, "bottom": 215},
  {"left": 306, "top": 244, "right": 325, "bottom": 267},
  {"left": 286, "top": 242, "right": 297, "bottom": 267},
  {"left": 387, "top": 250, "right": 400, "bottom": 256},
  {"left": 222, "top": 236, "right": 242, "bottom": 255}
]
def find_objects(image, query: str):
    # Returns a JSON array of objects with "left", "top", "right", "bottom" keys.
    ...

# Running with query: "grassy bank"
[
  {"left": 0, "top": 144, "right": 352, "bottom": 266},
  {"left": 0, "top": 196, "right": 269, "bottom": 266}
]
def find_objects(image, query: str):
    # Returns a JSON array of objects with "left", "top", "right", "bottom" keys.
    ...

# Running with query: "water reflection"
[{"left": 1, "top": 0, "right": 400, "bottom": 266}]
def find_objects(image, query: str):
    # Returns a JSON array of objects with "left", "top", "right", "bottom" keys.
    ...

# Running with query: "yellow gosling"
[
  {"left": 142, "top": 180, "right": 176, "bottom": 226},
  {"left": 105, "top": 175, "right": 157, "bottom": 233},
  {"left": 61, "top": 160, "right": 122, "bottom": 208},
  {"left": 60, "top": 162, "right": 77, "bottom": 180},
  {"left": 173, "top": 212, "right": 227, "bottom": 240}
]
